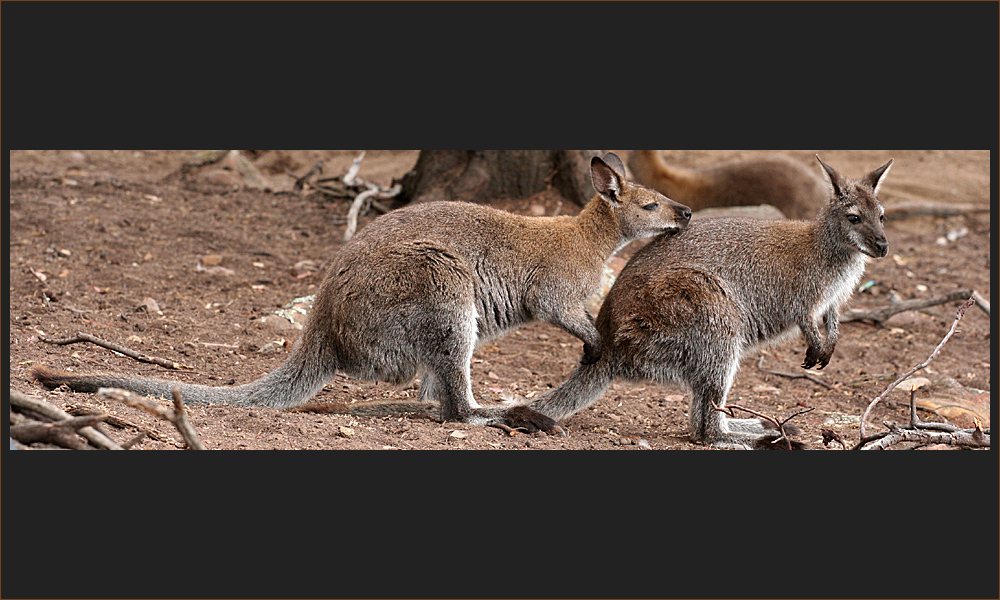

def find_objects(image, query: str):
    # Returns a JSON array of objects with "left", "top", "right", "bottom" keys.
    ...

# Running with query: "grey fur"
[
  {"left": 33, "top": 153, "right": 691, "bottom": 431},
  {"left": 530, "top": 157, "right": 893, "bottom": 448}
]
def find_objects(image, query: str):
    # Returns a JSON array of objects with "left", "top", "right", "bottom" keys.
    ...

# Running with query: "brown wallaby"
[
  {"left": 32, "top": 153, "right": 692, "bottom": 432},
  {"left": 627, "top": 150, "right": 829, "bottom": 219},
  {"left": 528, "top": 156, "right": 893, "bottom": 448}
]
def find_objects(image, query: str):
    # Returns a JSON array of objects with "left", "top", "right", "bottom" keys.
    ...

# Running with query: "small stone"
[
  {"left": 256, "top": 340, "right": 287, "bottom": 354},
  {"left": 200, "top": 254, "right": 223, "bottom": 267},
  {"left": 338, "top": 426, "right": 355, "bottom": 438}
]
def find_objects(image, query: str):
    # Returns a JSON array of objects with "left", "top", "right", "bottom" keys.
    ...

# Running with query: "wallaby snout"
[
  {"left": 872, "top": 236, "right": 889, "bottom": 257},
  {"left": 672, "top": 203, "right": 693, "bottom": 226}
]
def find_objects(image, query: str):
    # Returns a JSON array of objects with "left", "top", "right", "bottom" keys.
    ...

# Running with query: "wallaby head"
[
  {"left": 590, "top": 153, "right": 692, "bottom": 242},
  {"left": 816, "top": 155, "right": 892, "bottom": 258}
]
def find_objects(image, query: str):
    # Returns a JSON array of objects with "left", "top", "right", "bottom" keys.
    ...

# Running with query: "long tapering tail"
[{"left": 31, "top": 341, "right": 336, "bottom": 410}]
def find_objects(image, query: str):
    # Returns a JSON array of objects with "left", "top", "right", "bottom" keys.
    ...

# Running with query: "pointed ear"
[
  {"left": 592, "top": 155, "right": 624, "bottom": 205},
  {"left": 815, "top": 154, "right": 846, "bottom": 198},
  {"left": 862, "top": 158, "right": 894, "bottom": 196},
  {"left": 601, "top": 152, "right": 627, "bottom": 179}
]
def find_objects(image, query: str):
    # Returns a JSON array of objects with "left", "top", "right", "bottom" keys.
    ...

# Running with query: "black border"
[{"left": 4, "top": 2, "right": 997, "bottom": 600}]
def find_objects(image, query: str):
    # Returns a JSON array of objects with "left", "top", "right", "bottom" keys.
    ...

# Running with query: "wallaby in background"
[
  {"left": 528, "top": 156, "right": 893, "bottom": 448},
  {"left": 627, "top": 150, "right": 829, "bottom": 220},
  {"left": 33, "top": 153, "right": 692, "bottom": 432}
]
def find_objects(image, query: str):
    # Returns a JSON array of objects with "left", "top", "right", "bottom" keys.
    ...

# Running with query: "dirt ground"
[{"left": 7, "top": 149, "right": 991, "bottom": 450}]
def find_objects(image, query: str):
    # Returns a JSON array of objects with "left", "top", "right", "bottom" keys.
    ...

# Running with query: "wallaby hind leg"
[{"left": 688, "top": 361, "right": 781, "bottom": 450}]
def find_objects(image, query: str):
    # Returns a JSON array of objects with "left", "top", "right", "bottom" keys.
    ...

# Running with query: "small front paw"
[{"left": 802, "top": 346, "right": 832, "bottom": 370}]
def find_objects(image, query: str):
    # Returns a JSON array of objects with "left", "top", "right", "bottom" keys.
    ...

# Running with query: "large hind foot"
[
  {"left": 704, "top": 416, "right": 807, "bottom": 450},
  {"left": 496, "top": 405, "right": 565, "bottom": 435},
  {"left": 458, "top": 405, "right": 565, "bottom": 435}
]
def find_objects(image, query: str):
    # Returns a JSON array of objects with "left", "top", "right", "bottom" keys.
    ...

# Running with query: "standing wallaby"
[
  {"left": 32, "top": 153, "right": 692, "bottom": 432},
  {"left": 627, "top": 150, "right": 829, "bottom": 219},
  {"left": 528, "top": 156, "right": 893, "bottom": 448}
]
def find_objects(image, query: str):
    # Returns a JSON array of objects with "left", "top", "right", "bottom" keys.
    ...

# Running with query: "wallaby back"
[
  {"left": 530, "top": 156, "right": 893, "bottom": 448},
  {"left": 33, "top": 152, "right": 691, "bottom": 433},
  {"left": 627, "top": 150, "right": 829, "bottom": 219}
]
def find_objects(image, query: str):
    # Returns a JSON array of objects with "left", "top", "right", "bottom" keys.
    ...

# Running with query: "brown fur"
[{"left": 627, "top": 150, "right": 829, "bottom": 219}]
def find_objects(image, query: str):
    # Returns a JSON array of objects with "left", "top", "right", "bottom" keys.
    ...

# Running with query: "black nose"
[
  {"left": 874, "top": 239, "right": 888, "bottom": 256},
  {"left": 677, "top": 206, "right": 692, "bottom": 223}
]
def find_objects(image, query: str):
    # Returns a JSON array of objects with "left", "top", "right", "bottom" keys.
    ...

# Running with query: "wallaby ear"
[
  {"left": 601, "top": 152, "right": 627, "bottom": 179},
  {"left": 592, "top": 154, "right": 624, "bottom": 205},
  {"left": 815, "top": 154, "right": 846, "bottom": 198},
  {"left": 862, "top": 158, "right": 894, "bottom": 196}
]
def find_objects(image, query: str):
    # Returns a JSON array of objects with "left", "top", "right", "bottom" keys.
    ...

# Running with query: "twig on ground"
[
  {"left": 756, "top": 356, "right": 834, "bottom": 389},
  {"left": 712, "top": 401, "right": 813, "bottom": 450},
  {"left": 841, "top": 289, "right": 976, "bottom": 324},
  {"left": 121, "top": 431, "right": 148, "bottom": 450},
  {"left": 66, "top": 404, "right": 170, "bottom": 442},
  {"left": 10, "top": 389, "right": 123, "bottom": 450},
  {"left": 38, "top": 332, "right": 193, "bottom": 371},
  {"left": 970, "top": 290, "right": 990, "bottom": 317},
  {"left": 292, "top": 159, "right": 325, "bottom": 191},
  {"left": 97, "top": 387, "right": 205, "bottom": 450},
  {"left": 343, "top": 151, "right": 366, "bottom": 186},
  {"left": 857, "top": 296, "right": 975, "bottom": 441}
]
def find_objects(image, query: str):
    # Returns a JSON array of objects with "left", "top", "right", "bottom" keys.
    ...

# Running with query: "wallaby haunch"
[
  {"left": 627, "top": 150, "right": 829, "bottom": 219},
  {"left": 33, "top": 153, "right": 692, "bottom": 432},
  {"left": 529, "top": 156, "right": 893, "bottom": 448}
]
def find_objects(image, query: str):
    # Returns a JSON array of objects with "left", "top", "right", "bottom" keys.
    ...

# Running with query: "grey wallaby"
[
  {"left": 528, "top": 156, "right": 893, "bottom": 448},
  {"left": 33, "top": 152, "right": 692, "bottom": 432},
  {"left": 627, "top": 150, "right": 829, "bottom": 219}
]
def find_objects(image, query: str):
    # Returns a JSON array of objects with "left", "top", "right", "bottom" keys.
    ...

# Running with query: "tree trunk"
[{"left": 397, "top": 150, "right": 601, "bottom": 206}]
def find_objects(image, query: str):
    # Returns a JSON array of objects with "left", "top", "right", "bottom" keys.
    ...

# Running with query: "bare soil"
[{"left": 8, "top": 149, "right": 991, "bottom": 451}]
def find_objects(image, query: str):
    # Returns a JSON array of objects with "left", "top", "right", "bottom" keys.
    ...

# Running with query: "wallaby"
[
  {"left": 32, "top": 153, "right": 692, "bottom": 432},
  {"left": 528, "top": 156, "right": 893, "bottom": 448},
  {"left": 627, "top": 150, "right": 829, "bottom": 220}
]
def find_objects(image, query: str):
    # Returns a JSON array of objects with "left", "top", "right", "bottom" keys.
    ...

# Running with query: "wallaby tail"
[
  {"left": 31, "top": 341, "right": 337, "bottom": 410},
  {"left": 529, "top": 359, "right": 615, "bottom": 422}
]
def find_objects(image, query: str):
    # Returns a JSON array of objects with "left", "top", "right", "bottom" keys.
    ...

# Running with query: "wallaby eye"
[
  {"left": 643, "top": 203, "right": 659, "bottom": 211},
  {"left": 847, "top": 214, "right": 861, "bottom": 224},
  {"left": 879, "top": 214, "right": 885, "bottom": 223}
]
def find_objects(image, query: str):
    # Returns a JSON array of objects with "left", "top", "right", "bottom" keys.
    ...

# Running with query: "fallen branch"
[
  {"left": 858, "top": 296, "right": 975, "bottom": 440},
  {"left": 857, "top": 388, "right": 990, "bottom": 449},
  {"left": 9, "top": 411, "right": 105, "bottom": 450},
  {"left": 10, "top": 389, "right": 122, "bottom": 450},
  {"left": 97, "top": 387, "right": 205, "bottom": 450},
  {"left": 841, "top": 289, "right": 976, "bottom": 324},
  {"left": 38, "top": 332, "right": 193, "bottom": 371},
  {"left": 756, "top": 356, "right": 833, "bottom": 389},
  {"left": 343, "top": 184, "right": 402, "bottom": 242}
]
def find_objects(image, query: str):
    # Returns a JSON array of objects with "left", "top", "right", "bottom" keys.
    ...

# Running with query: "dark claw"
[
  {"left": 502, "top": 405, "right": 566, "bottom": 436},
  {"left": 802, "top": 346, "right": 831, "bottom": 370}
]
